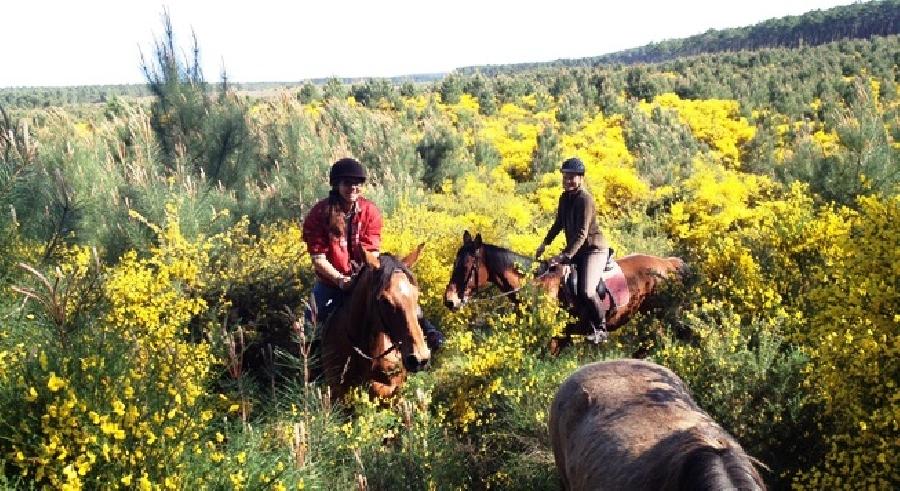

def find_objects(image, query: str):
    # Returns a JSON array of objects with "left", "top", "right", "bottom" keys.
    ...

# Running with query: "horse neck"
[
  {"left": 481, "top": 244, "right": 529, "bottom": 290},
  {"left": 341, "top": 272, "right": 377, "bottom": 346}
]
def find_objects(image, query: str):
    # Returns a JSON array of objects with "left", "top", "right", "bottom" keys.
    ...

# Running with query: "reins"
[
  {"left": 352, "top": 343, "right": 398, "bottom": 361},
  {"left": 460, "top": 255, "right": 553, "bottom": 306}
]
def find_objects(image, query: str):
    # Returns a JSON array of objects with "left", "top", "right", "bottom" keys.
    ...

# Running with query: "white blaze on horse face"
[
  {"left": 389, "top": 274, "right": 420, "bottom": 316},
  {"left": 397, "top": 276, "right": 412, "bottom": 297}
]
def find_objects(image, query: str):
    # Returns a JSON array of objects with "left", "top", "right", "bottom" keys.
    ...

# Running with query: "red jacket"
[{"left": 302, "top": 196, "right": 383, "bottom": 285}]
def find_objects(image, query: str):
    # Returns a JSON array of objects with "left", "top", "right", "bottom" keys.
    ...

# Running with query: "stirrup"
[
  {"left": 586, "top": 329, "right": 608, "bottom": 344},
  {"left": 586, "top": 320, "right": 608, "bottom": 344}
]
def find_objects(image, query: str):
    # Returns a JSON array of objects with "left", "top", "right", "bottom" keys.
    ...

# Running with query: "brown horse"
[
  {"left": 550, "top": 359, "right": 766, "bottom": 490},
  {"left": 321, "top": 245, "right": 430, "bottom": 400},
  {"left": 443, "top": 231, "right": 687, "bottom": 352}
]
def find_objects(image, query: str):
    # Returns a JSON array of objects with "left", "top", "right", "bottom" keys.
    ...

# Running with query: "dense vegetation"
[
  {"left": 0, "top": 79, "right": 442, "bottom": 111},
  {"left": 0, "top": 6, "right": 897, "bottom": 490},
  {"left": 459, "top": 0, "right": 900, "bottom": 74}
]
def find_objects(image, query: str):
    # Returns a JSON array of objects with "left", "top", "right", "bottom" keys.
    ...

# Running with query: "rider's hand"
[
  {"left": 338, "top": 275, "right": 353, "bottom": 291},
  {"left": 548, "top": 254, "right": 565, "bottom": 267},
  {"left": 535, "top": 244, "right": 546, "bottom": 258}
]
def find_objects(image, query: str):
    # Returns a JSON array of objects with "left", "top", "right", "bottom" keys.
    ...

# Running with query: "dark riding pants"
[
  {"left": 575, "top": 247, "right": 609, "bottom": 329},
  {"left": 305, "top": 281, "right": 344, "bottom": 336}
]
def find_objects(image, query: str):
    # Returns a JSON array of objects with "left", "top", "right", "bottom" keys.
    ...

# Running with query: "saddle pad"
[{"left": 601, "top": 262, "right": 630, "bottom": 313}]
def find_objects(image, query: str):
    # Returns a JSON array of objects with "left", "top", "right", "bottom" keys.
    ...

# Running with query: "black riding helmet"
[
  {"left": 329, "top": 158, "right": 367, "bottom": 186},
  {"left": 560, "top": 157, "right": 585, "bottom": 175}
]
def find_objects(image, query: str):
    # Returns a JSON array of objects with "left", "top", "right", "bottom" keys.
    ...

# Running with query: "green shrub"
[{"left": 655, "top": 306, "right": 817, "bottom": 485}]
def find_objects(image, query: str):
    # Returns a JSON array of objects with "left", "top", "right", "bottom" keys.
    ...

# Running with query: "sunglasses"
[{"left": 339, "top": 179, "right": 365, "bottom": 187}]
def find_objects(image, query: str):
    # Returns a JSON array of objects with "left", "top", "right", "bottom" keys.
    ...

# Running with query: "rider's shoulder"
[
  {"left": 574, "top": 187, "right": 594, "bottom": 202},
  {"left": 356, "top": 197, "right": 382, "bottom": 214},
  {"left": 306, "top": 198, "right": 331, "bottom": 215}
]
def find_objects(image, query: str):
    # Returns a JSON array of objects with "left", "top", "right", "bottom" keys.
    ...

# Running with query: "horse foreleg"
[{"left": 550, "top": 321, "right": 580, "bottom": 355}]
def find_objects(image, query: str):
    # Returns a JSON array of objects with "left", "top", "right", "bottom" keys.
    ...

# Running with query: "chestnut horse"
[
  {"left": 443, "top": 231, "right": 686, "bottom": 353},
  {"left": 321, "top": 245, "right": 430, "bottom": 400},
  {"left": 550, "top": 359, "right": 766, "bottom": 490}
]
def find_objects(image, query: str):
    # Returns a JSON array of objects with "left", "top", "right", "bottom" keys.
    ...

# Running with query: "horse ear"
[
  {"left": 401, "top": 243, "right": 425, "bottom": 268},
  {"left": 363, "top": 249, "right": 381, "bottom": 269},
  {"left": 474, "top": 233, "right": 483, "bottom": 247},
  {"left": 463, "top": 230, "right": 472, "bottom": 244}
]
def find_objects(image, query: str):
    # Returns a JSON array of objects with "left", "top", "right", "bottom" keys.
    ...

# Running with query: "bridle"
[
  {"left": 351, "top": 268, "right": 410, "bottom": 362},
  {"left": 455, "top": 249, "right": 553, "bottom": 306},
  {"left": 456, "top": 247, "right": 482, "bottom": 304}
]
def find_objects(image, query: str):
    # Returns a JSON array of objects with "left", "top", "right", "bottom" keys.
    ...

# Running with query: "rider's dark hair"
[{"left": 326, "top": 189, "right": 345, "bottom": 240}]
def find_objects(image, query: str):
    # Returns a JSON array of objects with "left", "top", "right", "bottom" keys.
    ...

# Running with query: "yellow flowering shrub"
[
  {"left": 668, "top": 167, "right": 827, "bottom": 326},
  {"left": 793, "top": 195, "right": 899, "bottom": 488},
  {"left": 654, "top": 300, "right": 811, "bottom": 480},
  {"left": 204, "top": 216, "right": 312, "bottom": 331},
  {"left": 2, "top": 204, "right": 220, "bottom": 489},
  {"left": 643, "top": 93, "right": 756, "bottom": 168},
  {"left": 477, "top": 106, "right": 543, "bottom": 180},
  {"left": 533, "top": 112, "right": 648, "bottom": 215},
  {"left": 433, "top": 292, "right": 571, "bottom": 434},
  {"left": 667, "top": 153, "right": 897, "bottom": 485}
]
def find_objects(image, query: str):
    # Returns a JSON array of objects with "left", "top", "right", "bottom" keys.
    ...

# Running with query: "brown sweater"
[{"left": 542, "top": 187, "right": 606, "bottom": 260}]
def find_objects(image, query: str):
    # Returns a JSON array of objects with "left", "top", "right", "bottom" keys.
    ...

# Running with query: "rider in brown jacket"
[{"left": 535, "top": 157, "right": 610, "bottom": 342}]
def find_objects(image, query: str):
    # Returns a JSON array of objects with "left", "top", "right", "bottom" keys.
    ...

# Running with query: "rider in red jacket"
[
  {"left": 302, "top": 158, "right": 444, "bottom": 350},
  {"left": 302, "top": 186, "right": 383, "bottom": 288}
]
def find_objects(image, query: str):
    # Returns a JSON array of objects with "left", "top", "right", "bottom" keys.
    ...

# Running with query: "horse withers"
[
  {"left": 550, "top": 359, "right": 766, "bottom": 490},
  {"left": 444, "top": 231, "right": 687, "bottom": 353},
  {"left": 320, "top": 244, "right": 430, "bottom": 400}
]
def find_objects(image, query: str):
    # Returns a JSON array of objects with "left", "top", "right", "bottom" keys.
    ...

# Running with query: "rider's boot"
[{"left": 419, "top": 317, "right": 446, "bottom": 352}]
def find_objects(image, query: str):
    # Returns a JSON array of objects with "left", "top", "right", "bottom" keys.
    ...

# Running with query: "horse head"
[
  {"left": 361, "top": 244, "right": 431, "bottom": 373},
  {"left": 444, "top": 230, "right": 485, "bottom": 310},
  {"left": 550, "top": 360, "right": 766, "bottom": 489}
]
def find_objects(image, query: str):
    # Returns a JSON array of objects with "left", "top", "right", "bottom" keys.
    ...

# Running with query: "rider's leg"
[
  {"left": 577, "top": 248, "right": 609, "bottom": 342},
  {"left": 308, "top": 281, "right": 343, "bottom": 335},
  {"left": 417, "top": 306, "right": 445, "bottom": 351}
]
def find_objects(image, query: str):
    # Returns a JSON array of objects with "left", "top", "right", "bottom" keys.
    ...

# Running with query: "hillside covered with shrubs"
[{"left": 0, "top": 8, "right": 897, "bottom": 490}]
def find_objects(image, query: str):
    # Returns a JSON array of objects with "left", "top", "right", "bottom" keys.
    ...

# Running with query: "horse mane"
[
  {"left": 678, "top": 446, "right": 766, "bottom": 491},
  {"left": 357, "top": 253, "right": 416, "bottom": 305},
  {"left": 481, "top": 243, "right": 533, "bottom": 275},
  {"left": 641, "top": 426, "right": 766, "bottom": 491}
]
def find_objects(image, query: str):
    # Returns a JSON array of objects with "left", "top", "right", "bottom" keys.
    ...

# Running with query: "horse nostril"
[
  {"left": 404, "top": 355, "right": 420, "bottom": 372},
  {"left": 444, "top": 299, "right": 454, "bottom": 309}
]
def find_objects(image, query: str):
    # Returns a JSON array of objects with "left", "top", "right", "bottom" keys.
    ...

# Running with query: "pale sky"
[{"left": 2, "top": 0, "right": 859, "bottom": 87}]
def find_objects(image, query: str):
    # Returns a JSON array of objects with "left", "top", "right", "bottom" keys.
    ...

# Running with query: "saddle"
[{"left": 559, "top": 249, "right": 631, "bottom": 316}]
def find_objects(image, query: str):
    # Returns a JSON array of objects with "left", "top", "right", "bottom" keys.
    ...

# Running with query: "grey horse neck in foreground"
[{"left": 550, "top": 359, "right": 766, "bottom": 491}]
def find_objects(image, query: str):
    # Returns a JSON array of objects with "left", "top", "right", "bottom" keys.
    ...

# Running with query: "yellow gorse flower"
[{"left": 47, "top": 373, "right": 66, "bottom": 392}]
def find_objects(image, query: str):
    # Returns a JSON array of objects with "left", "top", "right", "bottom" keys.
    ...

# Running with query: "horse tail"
[
  {"left": 668, "top": 256, "right": 686, "bottom": 274},
  {"left": 668, "top": 257, "right": 691, "bottom": 282}
]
